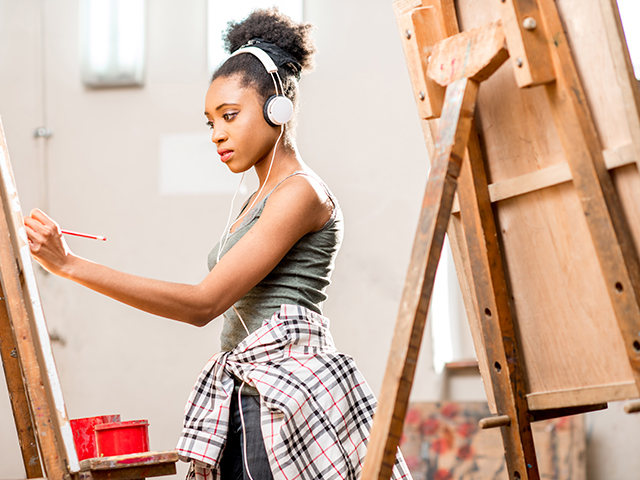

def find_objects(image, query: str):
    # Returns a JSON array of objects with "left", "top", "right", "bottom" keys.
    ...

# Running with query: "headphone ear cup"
[{"left": 263, "top": 95, "right": 293, "bottom": 127}]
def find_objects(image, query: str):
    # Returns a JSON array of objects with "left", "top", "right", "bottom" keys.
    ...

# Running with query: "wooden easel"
[
  {"left": 363, "top": 0, "right": 640, "bottom": 479},
  {"left": 0, "top": 117, "right": 179, "bottom": 480}
]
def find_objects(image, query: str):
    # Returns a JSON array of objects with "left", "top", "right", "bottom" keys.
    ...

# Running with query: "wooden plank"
[
  {"left": 0, "top": 172, "right": 65, "bottom": 479},
  {"left": 79, "top": 463, "right": 175, "bottom": 480},
  {"left": 394, "top": 5, "right": 446, "bottom": 119},
  {"left": 498, "top": 0, "right": 555, "bottom": 87},
  {"left": 598, "top": 0, "right": 640, "bottom": 174},
  {"left": 450, "top": 142, "right": 636, "bottom": 213},
  {"left": 0, "top": 287, "right": 43, "bottom": 478},
  {"left": 539, "top": 0, "right": 640, "bottom": 390},
  {"left": 528, "top": 403, "right": 607, "bottom": 422},
  {"left": 457, "top": 128, "right": 539, "bottom": 480},
  {"left": 78, "top": 451, "right": 178, "bottom": 480},
  {"left": 0, "top": 116, "right": 77, "bottom": 477},
  {"left": 79, "top": 451, "right": 179, "bottom": 471},
  {"left": 453, "top": 0, "right": 640, "bottom": 406},
  {"left": 362, "top": 78, "right": 479, "bottom": 480},
  {"left": 527, "top": 381, "right": 639, "bottom": 410},
  {"left": 427, "top": 21, "right": 509, "bottom": 86}
]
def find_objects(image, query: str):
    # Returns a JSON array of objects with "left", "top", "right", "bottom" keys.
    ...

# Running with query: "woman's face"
[{"left": 204, "top": 75, "right": 280, "bottom": 174}]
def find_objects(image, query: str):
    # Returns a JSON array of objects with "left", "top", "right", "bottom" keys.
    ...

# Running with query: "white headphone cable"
[
  {"left": 216, "top": 123, "right": 284, "bottom": 263},
  {"left": 238, "top": 382, "right": 256, "bottom": 480}
]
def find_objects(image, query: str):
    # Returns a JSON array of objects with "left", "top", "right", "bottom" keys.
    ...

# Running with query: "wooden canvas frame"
[
  {"left": 0, "top": 116, "right": 79, "bottom": 479},
  {"left": 0, "top": 117, "right": 179, "bottom": 480},
  {"left": 364, "top": 0, "right": 640, "bottom": 478}
]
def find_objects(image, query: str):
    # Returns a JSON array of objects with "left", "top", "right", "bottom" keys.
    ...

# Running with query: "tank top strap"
[{"left": 264, "top": 170, "right": 307, "bottom": 199}]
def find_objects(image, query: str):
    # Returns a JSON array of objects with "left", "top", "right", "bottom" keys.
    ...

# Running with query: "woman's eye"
[
  {"left": 223, "top": 112, "right": 237, "bottom": 121},
  {"left": 206, "top": 121, "right": 214, "bottom": 130}
]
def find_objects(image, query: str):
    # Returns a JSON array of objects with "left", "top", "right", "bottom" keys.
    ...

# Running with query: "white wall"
[{"left": 0, "top": 1, "right": 638, "bottom": 479}]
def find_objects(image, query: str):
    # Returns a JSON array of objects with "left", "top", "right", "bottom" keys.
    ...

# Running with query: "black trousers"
[{"left": 219, "top": 387, "right": 274, "bottom": 480}]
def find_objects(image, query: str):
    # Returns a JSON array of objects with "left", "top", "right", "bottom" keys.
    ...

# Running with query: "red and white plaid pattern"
[{"left": 176, "top": 304, "right": 412, "bottom": 480}]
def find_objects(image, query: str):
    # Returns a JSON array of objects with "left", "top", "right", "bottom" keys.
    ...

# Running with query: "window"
[{"left": 79, "top": 0, "right": 147, "bottom": 87}]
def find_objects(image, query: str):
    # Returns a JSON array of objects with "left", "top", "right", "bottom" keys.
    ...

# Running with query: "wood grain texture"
[
  {"left": 394, "top": 4, "right": 445, "bottom": 119},
  {"left": 457, "top": 129, "right": 539, "bottom": 479},
  {"left": 453, "top": 0, "right": 640, "bottom": 407},
  {"left": 0, "top": 119, "right": 68, "bottom": 479},
  {"left": 498, "top": 0, "right": 555, "bottom": 87},
  {"left": 0, "top": 289, "right": 43, "bottom": 477},
  {"left": 539, "top": 0, "right": 640, "bottom": 389},
  {"left": 362, "top": 78, "right": 479, "bottom": 480},
  {"left": 0, "top": 178, "right": 68, "bottom": 480},
  {"left": 427, "top": 21, "right": 509, "bottom": 86},
  {"left": 79, "top": 451, "right": 179, "bottom": 470},
  {"left": 451, "top": 143, "right": 636, "bottom": 214},
  {"left": 79, "top": 463, "right": 176, "bottom": 480}
]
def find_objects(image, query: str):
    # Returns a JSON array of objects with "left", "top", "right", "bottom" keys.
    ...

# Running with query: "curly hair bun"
[{"left": 223, "top": 8, "right": 316, "bottom": 73}]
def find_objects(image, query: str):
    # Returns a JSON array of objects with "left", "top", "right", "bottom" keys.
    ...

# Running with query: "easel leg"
[
  {"left": 0, "top": 193, "right": 67, "bottom": 480},
  {"left": 363, "top": 77, "right": 479, "bottom": 480},
  {"left": 457, "top": 129, "right": 540, "bottom": 480},
  {"left": 0, "top": 288, "right": 43, "bottom": 478}
]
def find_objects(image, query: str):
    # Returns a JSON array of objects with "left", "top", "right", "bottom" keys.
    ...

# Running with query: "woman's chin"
[{"left": 225, "top": 162, "right": 252, "bottom": 175}]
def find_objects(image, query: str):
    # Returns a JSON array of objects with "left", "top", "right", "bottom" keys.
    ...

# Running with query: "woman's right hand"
[{"left": 24, "top": 209, "right": 76, "bottom": 277}]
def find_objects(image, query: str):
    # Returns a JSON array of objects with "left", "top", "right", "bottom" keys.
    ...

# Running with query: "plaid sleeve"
[{"left": 176, "top": 304, "right": 413, "bottom": 480}]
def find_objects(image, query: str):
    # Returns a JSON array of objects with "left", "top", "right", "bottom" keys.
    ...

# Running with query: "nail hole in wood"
[
  {"left": 494, "top": 361, "right": 502, "bottom": 373},
  {"left": 516, "top": 57, "right": 523, "bottom": 68},
  {"left": 405, "top": 29, "right": 412, "bottom": 39},
  {"left": 514, "top": 472, "right": 521, "bottom": 479},
  {"left": 485, "top": 308, "right": 492, "bottom": 317},
  {"left": 616, "top": 282, "right": 624, "bottom": 293},
  {"left": 633, "top": 340, "right": 640, "bottom": 352}
]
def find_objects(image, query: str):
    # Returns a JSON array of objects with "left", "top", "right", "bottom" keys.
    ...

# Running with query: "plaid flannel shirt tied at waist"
[{"left": 175, "top": 304, "right": 412, "bottom": 480}]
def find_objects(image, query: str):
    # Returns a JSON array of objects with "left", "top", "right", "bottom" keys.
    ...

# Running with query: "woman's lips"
[{"left": 218, "top": 150, "right": 233, "bottom": 163}]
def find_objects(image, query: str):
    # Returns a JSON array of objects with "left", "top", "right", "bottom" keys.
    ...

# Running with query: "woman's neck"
[{"left": 254, "top": 142, "right": 303, "bottom": 189}]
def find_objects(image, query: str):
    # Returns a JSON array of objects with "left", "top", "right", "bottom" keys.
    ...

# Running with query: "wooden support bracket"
[{"left": 499, "top": 0, "right": 555, "bottom": 87}]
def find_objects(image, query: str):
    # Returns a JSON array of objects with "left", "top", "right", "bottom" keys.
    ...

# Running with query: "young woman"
[{"left": 25, "top": 9, "right": 410, "bottom": 480}]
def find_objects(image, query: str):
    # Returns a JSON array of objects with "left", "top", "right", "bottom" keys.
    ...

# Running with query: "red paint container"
[
  {"left": 70, "top": 415, "right": 121, "bottom": 460},
  {"left": 95, "top": 420, "right": 150, "bottom": 457}
]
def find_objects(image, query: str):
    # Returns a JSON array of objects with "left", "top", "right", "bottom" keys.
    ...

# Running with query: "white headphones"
[{"left": 231, "top": 45, "right": 294, "bottom": 127}]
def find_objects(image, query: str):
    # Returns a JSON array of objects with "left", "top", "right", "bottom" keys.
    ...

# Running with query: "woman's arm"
[{"left": 24, "top": 175, "right": 332, "bottom": 327}]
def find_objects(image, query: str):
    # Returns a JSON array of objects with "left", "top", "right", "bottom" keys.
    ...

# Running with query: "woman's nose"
[{"left": 211, "top": 127, "right": 227, "bottom": 144}]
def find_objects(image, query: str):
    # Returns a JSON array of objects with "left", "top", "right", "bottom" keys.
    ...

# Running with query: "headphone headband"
[
  {"left": 227, "top": 43, "right": 294, "bottom": 127},
  {"left": 230, "top": 46, "right": 278, "bottom": 73}
]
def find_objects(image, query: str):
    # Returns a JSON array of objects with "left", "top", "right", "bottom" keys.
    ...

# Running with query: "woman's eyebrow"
[
  {"left": 204, "top": 103, "right": 240, "bottom": 116},
  {"left": 216, "top": 102, "right": 240, "bottom": 111}
]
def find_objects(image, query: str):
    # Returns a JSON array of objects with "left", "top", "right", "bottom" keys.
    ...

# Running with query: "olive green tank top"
[{"left": 208, "top": 171, "right": 343, "bottom": 352}]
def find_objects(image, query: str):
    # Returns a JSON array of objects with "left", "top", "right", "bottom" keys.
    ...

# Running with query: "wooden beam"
[
  {"left": 78, "top": 451, "right": 179, "bottom": 480},
  {"left": 599, "top": 0, "right": 640, "bottom": 174},
  {"left": 457, "top": 128, "right": 540, "bottom": 480},
  {"left": 395, "top": 6, "right": 446, "bottom": 119},
  {"left": 527, "top": 381, "right": 638, "bottom": 410},
  {"left": 0, "top": 180, "right": 66, "bottom": 479},
  {"left": 528, "top": 403, "right": 607, "bottom": 422},
  {"left": 362, "top": 77, "right": 479, "bottom": 480},
  {"left": 0, "top": 118, "right": 71, "bottom": 479},
  {"left": 427, "top": 21, "right": 509, "bottom": 86},
  {"left": 0, "top": 289, "right": 43, "bottom": 478},
  {"left": 499, "top": 0, "right": 555, "bottom": 87},
  {"left": 450, "top": 142, "right": 637, "bottom": 213},
  {"left": 539, "top": 0, "right": 640, "bottom": 393}
]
